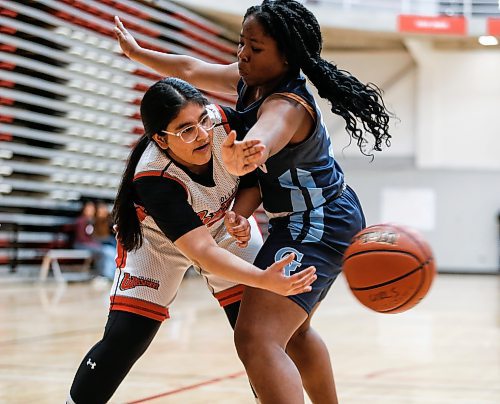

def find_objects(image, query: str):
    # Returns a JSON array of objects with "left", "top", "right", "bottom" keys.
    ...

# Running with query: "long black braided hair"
[{"left": 244, "top": 0, "right": 392, "bottom": 154}]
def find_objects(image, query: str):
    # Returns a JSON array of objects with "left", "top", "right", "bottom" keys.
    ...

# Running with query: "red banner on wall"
[
  {"left": 398, "top": 15, "right": 467, "bottom": 35},
  {"left": 487, "top": 18, "right": 500, "bottom": 36}
]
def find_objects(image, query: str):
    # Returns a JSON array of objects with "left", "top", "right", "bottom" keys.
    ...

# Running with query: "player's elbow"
[
  {"left": 176, "top": 57, "right": 204, "bottom": 83},
  {"left": 192, "top": 244, "right": 219, "bottom": 268},
  {"left": 183, "top": 241, "right": 218, "bottom": 269}
]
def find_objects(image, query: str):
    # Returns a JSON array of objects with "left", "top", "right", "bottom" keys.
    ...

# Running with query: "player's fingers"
[
  {"left": 289, "top": 271, "right": 316, "bottom": 293},
  {"left": 244, "top": 142, "right": 265, "bottom": 152},
  {"left": 222, "top": 130, "right": 237, "bottom": 147},
  {"left": 289, "top": 284, "right": 313, "bottom": 295},
  {"left": 243, "top": 146, "right": 265, "bottom": 159},
  {"left": 290, "top": 266, "right": 316, "bottom": 283},
  {"left": 233, "top": 215, "right": 245, "bottom": 224},
  {"left": 289, "top": 271, "right": 316, "bottom": 291},
  {"left": 229, "top": 230, "right": 249, "bottom": 239},
  {"left": 114, "top": 32, "right": 126, "bottom": 45},
  {"left": 232, "top": 232, "right": 250, "bottom": 241},
  {"left": 230, "top": 223, "right": 248, "bottom": 233},
  {"left": 236, "top": 240, "right": 249, "bottom": 248},
  {"left": 231, "top": 222, "right": 249, "bottom": 235},
  {"left": 241, "top": 163, "right": 258, "bottom": 174},
  {"left": 225, "top": 211, "right": 236, "bottom": 225},
  {"left": 273, "top": 253, "right": 295, "bottom": 271},
  {"left": 114, "top": 16, "right": 125, "bottom": 30},
  {"left": 294, "top": 272, "right": 317, "bottom": 289},
  {"left": 232, "top": 233, "right": 250, "bottom": 242},
  {"left": 242, "top": 139, "right": 262, "bottom": 149},
  {"left": 244, "top": 151, "right": 264, "bottom": 165}
]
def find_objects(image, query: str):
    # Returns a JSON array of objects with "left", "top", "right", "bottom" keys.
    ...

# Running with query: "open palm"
[
  {"left": 222, "top": 131, "right": 266, "bottom": 176},
  {"left": 113, "top": 16, "right": 140, "bottom": 58}
]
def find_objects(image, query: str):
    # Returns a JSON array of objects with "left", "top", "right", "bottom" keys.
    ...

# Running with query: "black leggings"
[{"left": 69, "top": 302, "right": 240, "bottom": 404}]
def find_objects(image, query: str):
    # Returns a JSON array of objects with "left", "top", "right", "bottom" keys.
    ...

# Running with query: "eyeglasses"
[{"left": 161, "top": 114, "right": 216, "bottom": 144}]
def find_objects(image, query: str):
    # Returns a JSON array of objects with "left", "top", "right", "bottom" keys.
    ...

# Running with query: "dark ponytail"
[
  {"left": 112, "top": 135, "right": 150, "bottom": 251},
  {"left": 112, "top": 77, "right": 208, "bottom": 251},
  {"left": 301, "top": 58, "right": 391, "bottom": 154},
  {"left": 245, "top": 0, "right": 392, "bottom": 155}
]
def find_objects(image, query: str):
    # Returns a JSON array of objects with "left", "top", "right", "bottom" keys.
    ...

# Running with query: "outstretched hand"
[
  {"left": 113, "top": 16, "right": 141, "bottom": 58},
  {"left": 222, "top": 131, "right": 266, "bottom": 176},
  {"left": 224, "top": 211, "right": 251, "bottom": 248},
  {"left": 260, "top": 253, "right": 316, "bottom": 296}
]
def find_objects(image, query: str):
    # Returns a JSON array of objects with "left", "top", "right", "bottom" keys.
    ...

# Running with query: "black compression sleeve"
[{"left": 69, "top": 311, "right": 161, "bottom": 404}]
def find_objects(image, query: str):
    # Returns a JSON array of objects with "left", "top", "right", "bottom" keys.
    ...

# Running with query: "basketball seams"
[
  {"left": 343, "top": 249, "right": 422, "bottom": 266},
  {"left": 349, "top": 261, "right": 427, "bottom": 291},
  {"left": 378, "top": 264, "right": 429, "bottom": 313}
]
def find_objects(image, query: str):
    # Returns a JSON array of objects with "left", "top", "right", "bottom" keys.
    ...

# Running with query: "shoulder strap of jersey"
[{"left": 267, "top": 92, "right": 316, "bottom": 121}]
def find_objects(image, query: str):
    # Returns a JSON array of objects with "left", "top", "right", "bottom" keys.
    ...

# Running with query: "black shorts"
[{"left": 253, "top": 185, "right": 366, "bottom": 314}]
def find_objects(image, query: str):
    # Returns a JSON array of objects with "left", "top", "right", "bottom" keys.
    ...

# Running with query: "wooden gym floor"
[{"left": 0, "top": 272, "right": 499, "bottom": 403}]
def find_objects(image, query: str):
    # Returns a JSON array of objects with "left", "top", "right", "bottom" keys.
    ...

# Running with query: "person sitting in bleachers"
[
  {"left": 74, "top": 200, "right": 116, "bottom": 280},
  {"left": 94, "top": 201, "right": 116, "bottom": 247}
]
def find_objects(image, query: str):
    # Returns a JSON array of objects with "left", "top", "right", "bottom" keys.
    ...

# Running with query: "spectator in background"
[
  {"left": 74, "top": 200, "right": 116, "bottom": 280},
  {"left": 94, "top": 201, "right": 116, "bottom": 247},
  {"left": 74, "top": 200, "right": 98, "bottom": 250}
]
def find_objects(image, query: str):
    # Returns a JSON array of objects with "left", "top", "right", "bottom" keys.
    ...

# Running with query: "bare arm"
[
  {"left": 232, "top": 185, "right": 262, "bottom": 219},
  {"left": 222, "top": 97, "right": 314, "bottom": 175},
  {"left": 223, "top": 185, "right": 262, "bottom": 248},
  {"left": 113, "top": 16, "right": 240, "bottom": 94},
  {"left": 174, "top": 226, "right": 316, "bottom": 296},
  {"left": 248, "top": 97, "right": 314, "bottom": 162}
]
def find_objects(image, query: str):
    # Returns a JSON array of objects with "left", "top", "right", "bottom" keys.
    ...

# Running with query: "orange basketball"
[{"left": 342, "top": 224, "right": 436, "bottom": 314}]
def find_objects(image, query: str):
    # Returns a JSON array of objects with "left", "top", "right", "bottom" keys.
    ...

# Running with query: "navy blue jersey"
[
  {"left": 233, "top": 74, "right": 345, "bottom": 216},
  {"left": 229, "top": 74, "right": 366, "bottom": 313}
]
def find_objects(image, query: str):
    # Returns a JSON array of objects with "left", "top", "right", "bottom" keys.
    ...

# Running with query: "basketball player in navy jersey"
[
  {"left": 114, "top": 1, "right": 393, "bottom": 402},
  {"left": 67, "top": 78, "right": 316, "bottom": 404}
]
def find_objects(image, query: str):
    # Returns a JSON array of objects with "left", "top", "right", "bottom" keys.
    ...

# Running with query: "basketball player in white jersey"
[{"left": 67, "top": 78, "right": 316, "bottom": 403}]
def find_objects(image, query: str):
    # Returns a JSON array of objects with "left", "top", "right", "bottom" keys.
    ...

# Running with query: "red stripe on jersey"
[
  {"left": 110, "top": 295, "right": 169, "bottom": 322},
  {"left": 133, "top": 170, "right": 163, "bottom": 180},
  {"left": 135, "top": 204, "right": 147, "bottom": 222},
  {"left": 133, "top": 170, "right": 189, "bottom": 199},
  {"left": 115, "top": 242, "right": 127, "bottom": 268},
  {"left": 214, "top": 284, "right": 245, "bottom": 307},
  {"left": 215, "top": 104, "right": 231, "bottom": 134}
]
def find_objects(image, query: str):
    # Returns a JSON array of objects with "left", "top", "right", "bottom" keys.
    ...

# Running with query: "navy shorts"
[{"left": 253, "top": 185, "right": 366, "bottom": 314}]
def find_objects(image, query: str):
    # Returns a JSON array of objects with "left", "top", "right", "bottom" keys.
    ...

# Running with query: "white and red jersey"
[{"left": 110, "top": 104, "right": 262, "bottom": 321}]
